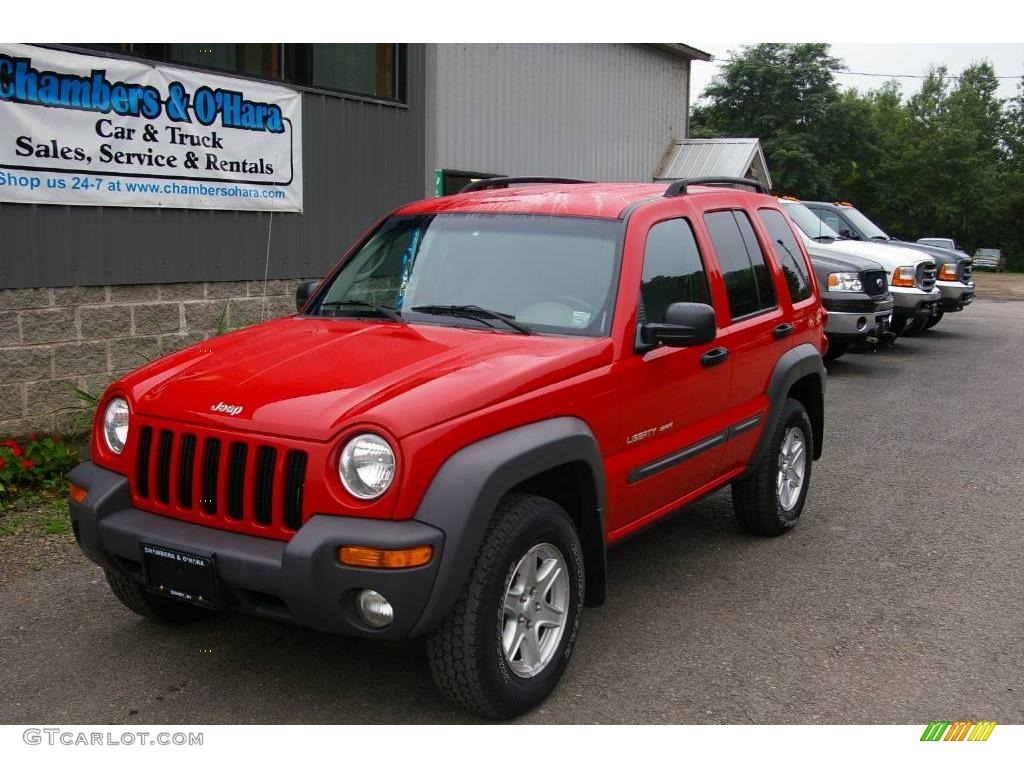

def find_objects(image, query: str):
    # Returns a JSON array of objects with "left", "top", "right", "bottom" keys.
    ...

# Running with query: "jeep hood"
[{"left": 118, "top": 317, "right": 613, "bottom": 442}]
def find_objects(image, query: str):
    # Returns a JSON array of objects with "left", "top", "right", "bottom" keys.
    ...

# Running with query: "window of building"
[
  {"left": 758, "top": 209, "right": 812, "bottom": 303},
  {"left": 704, "top": 210, "right": 776, "bottom": 320},
  {"left": 167, "top": 44, "right": 283, "bottom": 81},
  {"left": 640, "top": 218, "right": 711, "bottom": 324},
  {"left": 74, "top": 44, "right": 405, "bottom": 102}
]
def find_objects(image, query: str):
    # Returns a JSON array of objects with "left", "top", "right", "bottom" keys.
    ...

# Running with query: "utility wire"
[{"left": 710, "top": 56, "right": 1022, "bottom": 80}]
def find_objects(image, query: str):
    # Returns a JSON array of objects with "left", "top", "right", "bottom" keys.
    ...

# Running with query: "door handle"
[
  {"left": 773, "top": 323, "right": 793, "bottom": 340},
  {"left": 701, "top": 347, "right": 729, "bottom": 368}
]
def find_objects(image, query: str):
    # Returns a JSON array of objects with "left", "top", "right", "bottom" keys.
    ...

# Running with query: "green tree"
[{"left": 691, "top": 44, "right": 843, "bottom": 197}]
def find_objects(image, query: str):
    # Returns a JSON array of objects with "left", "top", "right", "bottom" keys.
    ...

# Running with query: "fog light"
[
  {"left": 856, "top": 316, "right": 867, "bottom": 331},
  {"left": 357, "top": 589, "right": 394, "bottom": 628}
]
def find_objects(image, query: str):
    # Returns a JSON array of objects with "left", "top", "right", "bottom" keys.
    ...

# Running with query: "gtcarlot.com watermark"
[{"left": 23, "top": 728, "right": 203, "bottom": 746}]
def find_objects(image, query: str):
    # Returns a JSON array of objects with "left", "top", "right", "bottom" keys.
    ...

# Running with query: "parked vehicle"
[
  {"left": 973, "top": 248, "right": 1005, "bottom": 272},
  {"left": 70, "top": 176, "right": 827, "bottom": 719},
  {"left": 918, "top": 237, "right": 957, "bottom": 250},
  {"left": 773, "top": 202, "right": 892, "bottom": 361},
  {"left": 779, "top": 199, "right": 939, "bottom": 336},
  {"left": 801, "top": 201, "right": 974, "bottom": 332}
]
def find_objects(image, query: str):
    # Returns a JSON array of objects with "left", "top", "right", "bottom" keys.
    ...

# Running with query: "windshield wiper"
[
  {"left": 318, "top": 300, "right": 406, "bottom": 323},
  {"left": 411, "top": 304, "right": 533, "bottom": 335},
  {"left": 812, "top": 235, "right": 837, "bottom": 243},
  {"left": 870, "top": 235, "right": 889, "bottom": 241}
]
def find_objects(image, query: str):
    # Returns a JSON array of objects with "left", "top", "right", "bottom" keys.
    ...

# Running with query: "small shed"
[{"left": 656, "top": 137, "right": 772, "bottom": 190}]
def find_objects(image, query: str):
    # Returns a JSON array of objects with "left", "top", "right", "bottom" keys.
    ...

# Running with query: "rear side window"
[
  {"left": 704, "top": 210, "right": 777, "bottom": 319},
  {"left": 640, "top": 218, "right": 710, "bottom": 324},
  {"left": 758, "top": 209, "right": 812, "bottom": 302}
]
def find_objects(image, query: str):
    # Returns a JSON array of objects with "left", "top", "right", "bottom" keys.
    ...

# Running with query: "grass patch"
[{"left": 0, "top": 490, "right": 70, "bottom": 539}]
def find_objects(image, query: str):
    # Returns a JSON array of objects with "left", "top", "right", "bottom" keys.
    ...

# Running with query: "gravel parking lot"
[{"left": 1, "top": 298, "right": 1022, "bottom": 725}]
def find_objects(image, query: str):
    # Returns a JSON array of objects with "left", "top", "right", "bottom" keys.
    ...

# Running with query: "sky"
[{"left": 689, "top": 43, "right": 1024, "bottom": 103}]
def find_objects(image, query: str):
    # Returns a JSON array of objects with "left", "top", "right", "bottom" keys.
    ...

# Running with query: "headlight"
[
  {"left": 103, "top": 397, "right": 130, "bottom": 455},
  {"left": 338, "top": 433, "right": 395, "bottom": 499},
  {"left": 826, "top": 272, "right": 863, "bottom": 292},
  {"left": 891, "top": 266, "right": 917, "bottom": 287},
  {"left": 938, "top": 263, "right": 958, "bottom": 280}
]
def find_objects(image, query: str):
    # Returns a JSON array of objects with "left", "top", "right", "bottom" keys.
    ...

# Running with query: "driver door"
[{"left": 614, "top": 216, "right": 731, "bottom": 533}]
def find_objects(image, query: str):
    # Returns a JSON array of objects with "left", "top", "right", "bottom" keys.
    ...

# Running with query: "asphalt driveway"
[{"left": 2, "top": 299, "right": 1022, "bottom": 724}]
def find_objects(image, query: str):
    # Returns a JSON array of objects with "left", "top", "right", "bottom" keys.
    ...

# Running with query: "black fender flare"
[
  {"left": 410, "top": 416, "right": 607, "bottom": 636},
  {"left": 749, "top": 343, "right": 826, "bottom": 468}
]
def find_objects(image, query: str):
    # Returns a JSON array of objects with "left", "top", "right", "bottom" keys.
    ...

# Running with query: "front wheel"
[
  {"left": 731, "top": 398, "right": 814, "bottom": 536},
  {"left": 823, "top": 340, "right": 850, "bottom": 363},
  {"left": 427, "top": 493, "right": 584, "bottom": 719},
  {"left": 925, "top": 309, "right": 944, "bottom": 329}
]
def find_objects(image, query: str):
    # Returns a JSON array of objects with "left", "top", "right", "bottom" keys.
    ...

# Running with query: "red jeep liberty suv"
[{"left": 70, "top": 177, "right": 827, "bottom": 718}]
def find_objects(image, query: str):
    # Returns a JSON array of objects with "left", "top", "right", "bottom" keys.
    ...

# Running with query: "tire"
[
  {"left": 925, "top": 310, "right": 944, "bottom": 329},
  {"left": 427, "top": 493, "right": 585, "bottom": 719},
  {"left": 104, "top": 569, "right": 212, "bottom": 624},
  {"left": 731, "top": 398, "right": 813, "bottom": 536},
  {"left": 889, "top": 314, "right": 909, "bottom": 336},
  {"left": 823, "top": 340, "right": 849, "bottom": 363}
]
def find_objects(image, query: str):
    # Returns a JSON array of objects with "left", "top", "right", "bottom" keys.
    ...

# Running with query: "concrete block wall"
[{"left": 0, "top": 280, "right": 301, "bottom": 437}]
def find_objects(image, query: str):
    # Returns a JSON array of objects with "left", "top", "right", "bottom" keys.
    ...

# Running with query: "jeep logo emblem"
[{"left": 210, "top": 401, "right": 244, "bottom": 416}]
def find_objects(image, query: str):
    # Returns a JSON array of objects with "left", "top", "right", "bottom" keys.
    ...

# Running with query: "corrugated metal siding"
[
  {"left": 429, "top": 44, "right": 689, "bottom": 187},
  {"left": 0, "top": 46, "right": 426, "bottom": 289}
]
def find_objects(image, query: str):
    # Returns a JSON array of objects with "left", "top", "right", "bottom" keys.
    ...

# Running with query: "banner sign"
[{"left": 0, "top": 44, "right": 302, "bottom": 211}]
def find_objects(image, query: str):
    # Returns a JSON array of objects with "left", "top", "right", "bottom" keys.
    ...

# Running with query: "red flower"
[
  {"left": 20, "top": 459, "right": 34, "bottom": 469},
  {"left": 0, "top": 456, "right": 5, "bottom": 470},
  {"left": 11, "top": 445, "right": 22, "bottom": 457},
  {"left": 2, "top": 439, "right": 18, "bottom": 448}
]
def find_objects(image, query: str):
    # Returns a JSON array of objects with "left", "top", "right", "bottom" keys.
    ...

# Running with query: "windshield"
[
  {"left": 839, "top": 206, "right": 889, "bottom": 240},
  {"left": 307, "top": 213, "right": 622, "bottom": 336},
  {"left": 781, "top": 202, "right": 842, "bottom": 240}
]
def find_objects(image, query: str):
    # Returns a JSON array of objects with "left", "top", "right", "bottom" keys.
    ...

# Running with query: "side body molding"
[{"left": 410, "top": 416, "right": 608, "bottom": 636}]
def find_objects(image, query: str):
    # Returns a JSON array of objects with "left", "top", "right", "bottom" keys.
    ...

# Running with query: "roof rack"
[
  {"left": 663, "top": 176, "right": 769, "bottom": 197},
  {"left": 459, "top": 176, "right": 589, "bottom": 194}
]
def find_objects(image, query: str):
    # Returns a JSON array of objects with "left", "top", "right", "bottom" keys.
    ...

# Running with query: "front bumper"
[
  {"left": 937, "top": 280, "right": 975, "bottom": 311},
  {"left": 821, "top": 294, "right": 894, "bottom": 341},
  {"left": 69, "top": 461, "right": 444, "bottom": 638}
]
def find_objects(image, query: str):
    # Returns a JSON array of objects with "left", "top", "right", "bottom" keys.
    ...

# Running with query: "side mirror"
[
  {"left": 295, "top": 279, "right": 320, "bottom": 311},
  {"left": 638, "top": 302, "right": 716, "bottom": 351}
]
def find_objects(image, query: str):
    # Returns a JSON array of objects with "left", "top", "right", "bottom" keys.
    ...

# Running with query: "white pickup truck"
[{"left": 780, "top": 200, "right": 940, "bottom": 335}]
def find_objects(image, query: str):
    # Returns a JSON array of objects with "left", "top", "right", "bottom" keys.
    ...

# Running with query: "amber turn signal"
[
  {"left": 339, "top": 545, "right": 433, "bottom": 569},
  {"left": 69, "top": 483, "right": 88, "bottom": 503},
  {"left": 891, "top": 266, "right": 917, "bottom": 287}
]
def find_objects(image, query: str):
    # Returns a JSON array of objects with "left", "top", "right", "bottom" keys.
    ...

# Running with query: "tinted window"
[
  {"left": 640, "top": 219, "right": 710, "bottom": 324},
  {"left": 704, "top": 210, "right": 776, "bottom": 319},
  {"left": 758, "top": 209, "right": 812, "bottom": 302}
]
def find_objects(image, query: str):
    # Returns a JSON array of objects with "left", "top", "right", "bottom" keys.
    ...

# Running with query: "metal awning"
[{"left": 656, "top": 138, "right": 772, "bottom": 190}]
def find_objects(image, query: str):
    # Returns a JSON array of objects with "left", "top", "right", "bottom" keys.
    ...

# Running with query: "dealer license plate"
[{"left": 141, "top": 543, "right": 218, "bottom": 607}]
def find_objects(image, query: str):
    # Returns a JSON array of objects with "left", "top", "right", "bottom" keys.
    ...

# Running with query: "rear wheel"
[
  {"left": 732, "top": 398, "right": 813, "bottom": 536},
  {"left": 104, "top": 570, "right": 212, "bottom": 624},
  {"left": 427, "top": 493, "right": 584, "bottom": 719}
]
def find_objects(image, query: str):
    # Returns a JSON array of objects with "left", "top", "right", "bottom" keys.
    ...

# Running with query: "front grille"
[
  {"left": 917, "top": 261, "right": 937, "bottom": 290},
  {"left": 862, "top": 269, "right": 888, "bottom": 298},
  {"left": 133, "top": 423, "right": 307, "bottom": 537},
  {"left": 959, "top": 260, "right": 973, "bottom": 283}
]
